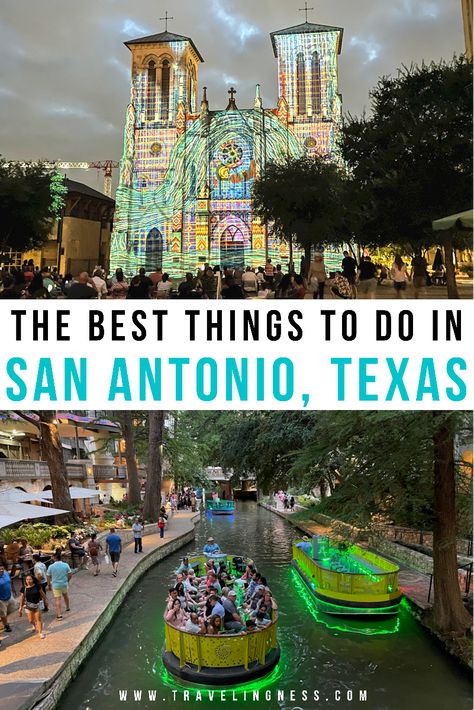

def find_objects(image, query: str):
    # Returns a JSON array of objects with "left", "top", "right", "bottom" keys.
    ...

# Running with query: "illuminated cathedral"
[{"left": 110, "top": 14, "right": 344, "bottom": 275}]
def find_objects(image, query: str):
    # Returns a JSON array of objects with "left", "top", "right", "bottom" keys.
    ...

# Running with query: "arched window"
[
  {"left": 311, "top": 51, "right": 322, "bottom": 115},
  {"left": 161, "top": 60, "right": 170, "bottom": 121},
  {"left": 190, "top": 66, "right": 197, "bottom": 112},
  {"left": 296, "top": 53, "right": 306, "bottom": 116},
  {"left": 146, "top": 60, "right": 156, "bottom": 121}
]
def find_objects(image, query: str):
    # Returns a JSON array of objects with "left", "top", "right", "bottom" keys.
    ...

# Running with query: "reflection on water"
[{"left": 59, "top": 502, "right": 472, "bottom": 710}]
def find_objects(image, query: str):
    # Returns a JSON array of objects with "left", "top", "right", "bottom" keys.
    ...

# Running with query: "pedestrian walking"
[
  {"left": 32, "top": 554, "right": 49, "bottom": 609},
  {"left": 19, "top": 574, "right": 48, "bottom": 639},
  {"left": 105, "top": 527, "right": 122, "bottom": 577},
  {"left": 158, "top": 516, "right": 166, "bottom": 539},
  {"left": 46, "top": 550, "right": 72, "bottom": 620},
  {"left": 132, "top": 518, "right": 144, "bottom": 553},
  {"left": 0, "top": 563, "right": 16, "bottom": 633},
  {"left": 390, "top": 255, "right": 409, "bottom": 298},
  {"left": 87, "top": 534, "right": 103, "bottom": 576}
]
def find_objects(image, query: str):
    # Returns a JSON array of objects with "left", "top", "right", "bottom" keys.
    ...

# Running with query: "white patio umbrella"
[
  {"left": 0, "top": 515, "right": 21, "bottom": 528},
  {"left": 0, "top": 489, "right": 50, "bottom": 504},
  {"left": 0, "top": 501, "right": 69, "bottom": 528},
  {"left": 40, "top": 487, "right": 99, "bottom": 501},
  {"left": 432, "top": 209, "right": 473, "bottom": 231}
]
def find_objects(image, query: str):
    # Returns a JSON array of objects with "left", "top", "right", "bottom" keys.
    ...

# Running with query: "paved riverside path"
[
  {"left": 260, "top": 501, "right": 434, "bottom": 611},
  {"left": 0, "top": 511, "right": 199, "bottom": 710}
]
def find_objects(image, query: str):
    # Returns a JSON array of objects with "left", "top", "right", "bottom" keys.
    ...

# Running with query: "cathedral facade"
[{"left": 110, "top": 18, "right": 344, "bottom": 275}]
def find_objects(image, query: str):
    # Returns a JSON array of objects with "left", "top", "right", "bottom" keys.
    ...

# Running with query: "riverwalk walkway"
[
  {"left": 0, "top": 511, "right": 200, "bottom": 710},
  {"left": 260, "top": 501, "right": 434, "bottom": 611}
]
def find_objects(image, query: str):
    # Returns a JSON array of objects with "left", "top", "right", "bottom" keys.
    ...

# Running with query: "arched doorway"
[
  {"left": 144, "top": 228, "right": 164, "bottom": 272},
  {"left": 220, "top": 225, "right": 245, "bottom": 269}
]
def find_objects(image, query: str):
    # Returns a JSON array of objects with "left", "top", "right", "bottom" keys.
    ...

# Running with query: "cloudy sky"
[{"left": 0, "top": 0, "right": 465, "bottom": 192}]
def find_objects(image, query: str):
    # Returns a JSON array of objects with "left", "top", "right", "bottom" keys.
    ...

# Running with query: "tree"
[
  {"left": 432, "top": 412, "right": 472, "bottom": 633},
  {"left": 143, "top": 410, "right": 165, "bottom": 521},
  {"left": 0, "top": 159, "right": 67, "bottom": 260},
  {"left": 120, "top": 412, "right": 141, "bottom": 506},
  {"left": 342, "top": 57, "right": 473, "bottom": 298},
  {"left": 14, "top": 411, "right": 75, "bottom": 523},
  {"left": 252, "top": 156, "right": 350, "bottom": 275}
]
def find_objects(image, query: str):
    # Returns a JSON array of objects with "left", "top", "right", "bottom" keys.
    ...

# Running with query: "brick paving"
[{"left": 0, "top": 511, "right": 199, "bottom": 710}]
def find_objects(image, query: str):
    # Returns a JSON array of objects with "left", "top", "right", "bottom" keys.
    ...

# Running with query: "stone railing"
[{"left": 0, "top": 459, "right": 129, "bottom": 483}]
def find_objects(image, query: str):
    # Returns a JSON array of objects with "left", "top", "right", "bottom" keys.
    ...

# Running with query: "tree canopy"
[
  {"left": 252, "top": 155, "right": 351, "bottom": 271},
  {"left": 0, "top": 159, "right": 67, "bottom": 257},
  {"left": 341, "top": 57, "right": 473, "bottom": 296}
]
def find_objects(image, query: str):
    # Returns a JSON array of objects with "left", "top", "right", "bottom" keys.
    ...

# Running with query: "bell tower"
[{"left": 270, "top": 10, "right": 343, "bottom": 158}]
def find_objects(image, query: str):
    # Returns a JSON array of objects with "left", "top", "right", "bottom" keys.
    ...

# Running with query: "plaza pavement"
[{"left": 0, "top": 511, "right": 200, "bottom": 710}]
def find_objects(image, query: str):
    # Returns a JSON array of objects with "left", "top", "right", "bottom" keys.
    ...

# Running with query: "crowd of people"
[
  {"left": 165, "top": 541, "right": 277, "bottom": 636},
  {"left": 0, "top": 249, "right": 447, "bottom": 301}
]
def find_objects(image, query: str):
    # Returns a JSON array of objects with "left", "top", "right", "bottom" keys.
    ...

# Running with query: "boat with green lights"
[
  {"left": 292, "top": 536, "right": 402, "bottom": 619},
  {"left": 206, "top": 499, "right": 236, "bottom": 515},
  {"left": 163, "top": 553, "right": 280, "bottom": 685}
]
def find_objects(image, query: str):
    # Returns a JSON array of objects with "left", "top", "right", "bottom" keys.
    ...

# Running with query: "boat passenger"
[
  {"left": 249, "top": 603, "right": 270, "bottom": 622},
  {"left": 295, "top": 536, "right": 312, "bottom": 554},
  {"left": 185, "top": 612, "right": 206, "bottom": 634},
  {"left": 222, "top": 589, "right": 244, "bottom": 631},
  {"left": 182, "top": 570, "right": 198, "bottom": 595},
  {"left": 203, "top": 538, "right": 221, "bottom": 555},
  {"left": 255, "top": 610, "right": 271, "bottom": 628},
  {"left": 166, "top": 598, "right": 187, "bottom": 628},
  {"left": 207, "top": 594, "right": 225, "bottom": 620},
  {"left": 206, "top": 614, "right": 224, "bottom": 635},
  {"left": 177, "top": 557, "right": 191, "bottom": 573},
  {"left": 258, "top": 589, "right": 278, "bottom": 612},
  {"left": 206, "top": 571, "right": 222, "bottom": 594},
  {"left": 166, "top": 588, "right": 181, "bottom": 610}
]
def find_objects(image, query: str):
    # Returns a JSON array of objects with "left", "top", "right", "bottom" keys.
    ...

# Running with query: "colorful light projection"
[{"left": 111, "top": 23, "right": 344, "bottom": 276}]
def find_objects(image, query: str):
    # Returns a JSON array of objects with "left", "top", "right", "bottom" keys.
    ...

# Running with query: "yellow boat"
[
  {"left": 163, "top": 554, "right": 280, "bottom": 685},
  {"left": 292, "top": 537, "right": 402, "bottom": 619}
]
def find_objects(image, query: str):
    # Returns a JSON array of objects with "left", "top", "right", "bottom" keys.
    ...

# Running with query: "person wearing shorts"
[
  {"left": 0, "top": 564, "right": 16, "bottom": 632},
  {"left": 87, "top": 534, "right": 102, "bottom": 576},
  {"left": 46, "top": 550, "right": 72, "bottom": 620},
  {"left": 105, "top": 528, "right": 122, "bottom": 577}
]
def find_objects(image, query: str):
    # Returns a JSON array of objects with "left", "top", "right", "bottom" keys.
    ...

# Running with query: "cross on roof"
[
  {"left": 299, "top": 2, "right": 314, "bottom": 23},
  {"left": 226, "top": 86, "right": 237, "bottom": 110},
  {"left": 159, "top": 10, "right": 174, "bottom": 31}
]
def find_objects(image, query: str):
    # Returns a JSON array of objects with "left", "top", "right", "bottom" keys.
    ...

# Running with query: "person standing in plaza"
[
  {"left": 411, "top": 253, "right": 428, "bottom": 299},
  {"left": 357, "top": 256, "right": 378, "bottom": 299},
  {"left": 19, "top": 574, "right": 48, "bottom": 639},
  {"left": 132, "top": 518, "right": 144, "bottom": 553},
  {"left": 341, "top": 250, "right": 358, "bottom": 298},
  {"left": 46, "top": 550, "right": 72, "bottom": 620},
  {"left": 18, "top": 538, "right": 34, "bottom": 573},
  {"left": 105, "top": 527, "right": 122, "bottom": 577},
  {"left": 264, "top": 259, "right": 275, "bottom": 288},
  {"left": 309, "top": 253, "right": 328, "bottom": 299},
  {"left": 0, "top": 563, "right": 15, "bottom": 633}
]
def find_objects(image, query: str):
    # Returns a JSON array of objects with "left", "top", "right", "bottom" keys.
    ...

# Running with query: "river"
[{"left": 59, "top": 501, "right": 472, "bottom": 710}]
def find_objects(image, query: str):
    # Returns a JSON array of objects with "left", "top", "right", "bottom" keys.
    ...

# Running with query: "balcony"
[{"left": 0, "top": 459, "right": 129, "bottom": 483}]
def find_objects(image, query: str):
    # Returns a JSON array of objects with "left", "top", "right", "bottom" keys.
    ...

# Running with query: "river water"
[{"left": 59, "top": 502, "right": 472, "bottom": 710}]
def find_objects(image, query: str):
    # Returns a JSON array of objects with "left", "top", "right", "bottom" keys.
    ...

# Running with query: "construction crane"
[
  {"left": 46, "top": 160, "right": 119, "bottom": 197},
  {"left": 8, "top": 159, "right": 119, "bottom": 197}
]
